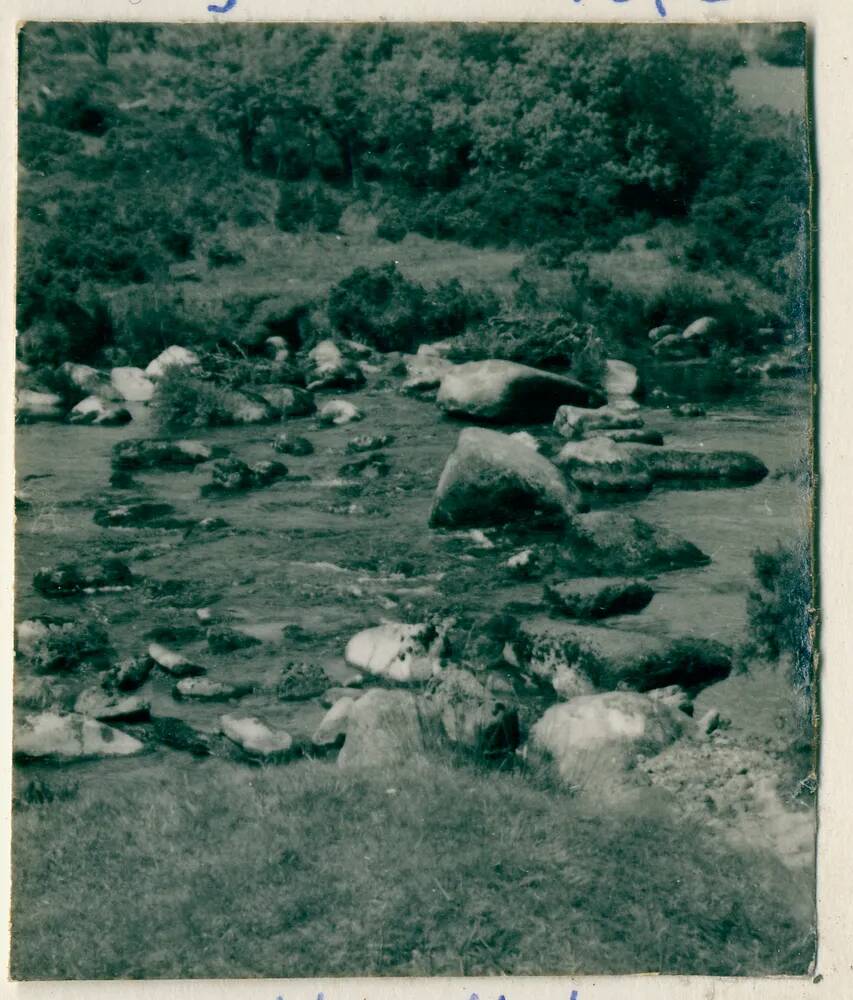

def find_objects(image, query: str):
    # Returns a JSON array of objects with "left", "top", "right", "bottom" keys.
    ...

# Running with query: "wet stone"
[{"left": 544, "top": 578, "right": 655, "bottom": 620}]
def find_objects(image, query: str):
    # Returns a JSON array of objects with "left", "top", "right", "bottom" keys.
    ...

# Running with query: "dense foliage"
[{"left": 16, "top": 23, "right": 809, "bottom": 365}]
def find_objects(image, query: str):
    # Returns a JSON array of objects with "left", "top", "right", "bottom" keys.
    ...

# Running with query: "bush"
[
  {"left": 150, "top": 366, "right": 233, "bottom": 432},
  {"left": 17, "top": 320, "right": 71, "bottom": 368},
  {"left": 755, "top": 27, "right": 806, "bottom": 67},
  {"left": 276, "top": 183, "right": 341, "bottom": 233},
  {"left": 207, "top": 242, "right": 245, "bottom": 268},
  {"left": 109, "top": 288, "right": 206, "bottom": 366},
  {"left": 747, "top": 541, "right": 815, "bottom": 709}
]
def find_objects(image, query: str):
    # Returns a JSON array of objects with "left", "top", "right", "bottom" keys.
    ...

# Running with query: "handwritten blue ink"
[
  {"left": 576, "top": 0, "right": 728, "bottom": 17},
  {"left": 570, "top": 992, "right": 579, "bottom": 1000},
  {"left": 207, "top": 0, "right": 237, "bottom": 12}
]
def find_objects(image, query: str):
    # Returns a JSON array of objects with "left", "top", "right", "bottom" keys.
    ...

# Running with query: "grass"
[{"left": 11, "top": 754, "right": 814, "bottom": 980}]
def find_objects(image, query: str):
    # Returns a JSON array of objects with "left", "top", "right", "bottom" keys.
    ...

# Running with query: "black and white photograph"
[{"left": 10, "top": 20, "right": 815, "bottom": 981}]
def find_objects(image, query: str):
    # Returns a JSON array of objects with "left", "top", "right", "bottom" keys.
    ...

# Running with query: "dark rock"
[
  {"left": 201, "top": 457, "right": 288, "bottom": 495},
  {"left": 430, "top": 427, "right": 582, "bottom": 529},
  {"left": 565, "top": 511, "right": 710, "bottom": 574},
  {"left": 93, "top": 502, "right": 179, "bottom": 529},
  {"left": 672, "top": 403, "right": 707, "bottom": 419},
  {"left": 555, "top": 438, "right": 652, "bottom": 495},
  {"left": 339, "top": 452, "right": 391, "bottom": 478},
  {"left": 273, "top": 433, "right": 314, "bottom": 456},
  {"left": 149, "top": 716, "right": 212, "bottom": 755},
  {"left": 276, "top": 661, "right": 330, "bottom": 701},
  {"left": 26, "top": 620, "right": 111, "bottom": 673},
  {"left": 33, "top": 559, "right": 133, "bottom": 598},
  {"left": 306, "top": 340, "right": 366, "bottom": 392},
  {"left": 545, "top": 578, "right": 654, "bottom": 620},
  {"left": 632, "top": 446, "right": 768, "bottom": 485},
  {"left": 105, "top": 655, "right": 153, "bottom": 692},
  {"left": 596, "top": 428, "right": 664, "bottom": 446},
  {"left": 206, "top": 625, "right": 262, "bottom": 654},
  {"left": 113, "top": 438, "right": 218, "bottom": 471}
]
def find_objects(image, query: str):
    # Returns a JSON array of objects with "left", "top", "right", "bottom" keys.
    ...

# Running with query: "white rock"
[
  {"left": 14, "top": 712, "right": 144, "bottom": 761},
  {"left": 16, "top": 389, "right": 65, "bottom": 422},
  {"left": 604, "top": 359, "right": 639, "bottom": 401},
  {"left": 553, "top": 404, "right": 643, "bottom": 440},
  {"left": 312, "top": 697, "right": 355, "bottom": 747},
  {"left": 111, "top": 366, "right": 155, "bottom": 402},
  {"left": 15, "top": 619, "right": 50, "bottom": 657},
  {"left": 147, "top": 643, "right": 203, "bottom": 678},
  {"left": 509, "top": 430, "right": 540, "bottom": 451},
  {"left": 145, "top": 345, "right": 200, "bottom": 378},
  {"left": 69, "top": 395, "right": 131, "bottom": 426},
  {"left": 345, "top": 622, "right": 443, "bottom": 683},
  {"left": 220, "top": 714, "right": 293, "bottom": 758},
  {"left": 174, "top": 677, "right": 249, "bottom": 701},
  {"left": 682, "top": 316, "right": 719, "bottom": 340},
  {"left": 318, "top": 399, "right": 363, "bottom": 426},
  {"left": 74, "top": 688, "right": 149, "bottom": 721}
]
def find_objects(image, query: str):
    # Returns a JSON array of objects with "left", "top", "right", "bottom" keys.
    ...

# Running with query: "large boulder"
[
  {"left": 400, "top": 352, "right": 454, "bottom": 396},
  {"left": 305, "top": 340, "right": 366, "bottom": 392},
  {"left": 14, "top": 712, "right": 145, "bottom": 762},
  {"left": 529, "top": 692, "right": 683, "bottom": 789},
  {"left": 565, "top": 510, "right": 710, "bottom": 574},
  {"left": 544, "top": 578, "right": 654, "bottom": 620},
  {"left": 145, "top": 345, "right": 200, "bottom": 378},
  {"left": 345, "top": 622, "right": 445, "bottom": 683},
  {"left": 16, "top": 389, "right": 65, "bottom": 423},
  {"left": 111, "top": 366, "right": 155, "bottom": 402},
  {"left": 337, "top": 689, "right": 424, "bottom": 769},
  {"left": 437, "top": 359, "right": 605, "bottom": 424},
  {"left": 555, "top": 437, "right": 652, "bottom": 494},
  {"left": 554, "top": 404, "right": 643, "bottom": 440},
  {"left": 60, "top": 362, "right": 116, "bottom": 397},
  {"left": 430, "top": 427, "right": 582, "bottom": 529},
  {"left": 69, "top": 395, "right": 132, "bottom": 427},
  {"left": 312, "top": 697, "right": 356, "bottom": 748},
  {"left": 628, "top": 445, "right": 768, "bottom": 486}
]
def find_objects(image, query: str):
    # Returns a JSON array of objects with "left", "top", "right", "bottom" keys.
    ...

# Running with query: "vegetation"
[
  {"left": 16, "top": 23, "right": 808, "bottom": 369},
  {"left": 11, "top": 755, "right": 813, "bottom": 979}
]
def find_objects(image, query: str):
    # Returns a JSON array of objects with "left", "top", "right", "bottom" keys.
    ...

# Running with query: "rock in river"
[
  {"left": 317, "top": 399, "right": 363, "bottom": 426},
  {"left": 306, "top": 339, "right": 366, "bottom": 392},
  {"left": 555, "top": 437, "right": 652, "bottom": 495},
  {"left": 430, "top": 427, "right": 582, "bottom": 529},
  {"left": 14, "top": 712, "right": 145, "bottom": 762},
  {"left": 16, "top": 389, "right": 66, "bottom": 423},
  {"left": 69, "top": 395, "right": 132, "bottom": 427},
  {"left": 173, "top": 677, "right": 253, "bottom": 702},
  {"left": 437, "top": 359, "right": 606, "bottom": 424},
  {"left": 111, "top": 366, "right": 155, "bottom": 402},
  {"left": 345, "top": 622, "right": 445, "bottom": 683},
  {"left": 220, "top": 714, "right": 293, "bottom": 760},
  {"left": 33, "top": 558, "right": 133, "bottom": 597},
  {"left": 545, "top": 578, "right": 654, "bottom": 620},
  {"left": 112, "top": 438, "right": 216, "bottom": 471},
  {"left": 74, "top": 688, "right": 150, "bottom": 722},
  {"left": 147, "top": 642, "right": 205, "bottom": 678},
  {"left": 554, "top": 404, "right": 643, "bottom": 440},
  {"left": 145, "top": 345, "right": 201, "bottom": 378}
]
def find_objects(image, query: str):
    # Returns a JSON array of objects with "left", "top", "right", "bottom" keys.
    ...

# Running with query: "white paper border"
[{"left": 1, "top": 1, "right": 849, "bottom": 997}]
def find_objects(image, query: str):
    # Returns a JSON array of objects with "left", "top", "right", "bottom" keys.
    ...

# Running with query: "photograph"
[{"left": 10, "top": 20, "right": 816, "bottom": 981}]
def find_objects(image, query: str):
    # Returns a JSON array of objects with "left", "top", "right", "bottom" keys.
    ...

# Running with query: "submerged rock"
[
  {"left": 529, "top": 692, "right": 683, "bottom": 789},
  {"left": 16, "top": 389, "right": 66, "bottom": 423},
  {"left": 317, "top": 399, "right": 363, "bottom": 425},
  {"left": 69, "top": 395, "right": 132, "bottom": 427},
  {"left": 545, "top": 578, "right": 654, "bottom": 620},
  {"left": 565, "top": 510, "right": 710, "bottom": 573},
  {"left": 221, "top": 714, "right": 293, "bottom": 760},
  {"left": 15, "top": 712, "right": 145, "bottom": 762},
  {"left": 145, "top": 345, "right": 200, "bottom": 378},
  {"left": 437, "top": 359, "right": 605, "bottom": 424},
  {"left": 430, "top": 427, "right": 582, "bottom": 529},
  {"left": 337, "top": 689, "right": 424, "bottom": 769},
  {"left": 112, "top": 438, "right": 215, "bottom": 471},
  {"left": 111, "top": 366, "right": 155, "bottom": 402},
  {"left": 345, "top": 622, "right": 445, "bottom": 683},
  {"left": 147, "top": 642, "right": 205, "bottom": 678},
  {"left": 173, "top": 677, "right": 253, "bottom": 701},
  {"left": 273, "top": 432, "right": 314, "bottom": 456},
  {"left": 33, "top": 559, "right": 133, "bottom": 598},
  {"left": 555, "top": 437, "right": 652, "bottom": 494}
]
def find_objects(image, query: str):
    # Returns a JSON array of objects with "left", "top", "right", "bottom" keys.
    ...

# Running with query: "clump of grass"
[
  {"left": 11, "top": 754, "right": 813, "bottom": 979},
  {"left": 149, "top": 366, "right": 233, "bottom": 432}
]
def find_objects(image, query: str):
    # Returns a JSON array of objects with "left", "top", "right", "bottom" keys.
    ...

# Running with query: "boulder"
[
  {"left": 629, "top": 445, "right": 768, "bottom": 485},
  {"left": 400, "top": 353, "right": 453, "bottom": 395},
  {"left": 320, "top": 686, "right": 365, "bottom": 708},
  {"left": 14, "top": 712, "right": 145, "bottom": 762},
  {"left": 74, "top": 688, "right": 150, "bottom": 722},
  {"left": 111, "top": 366, "right": 155, "bottom": 402},
  {"left": 529, "top": 692, "right": 683, "bottom": 788},
  {"left": 264, "top": 336, "right": 290, "bottom": 362},
  {"left": 145, "top": 345, "right": 200, "bottom": 378},
  {"left": 346, "top": 433, "right": 395, "bottom": 453},
  {"left": 420, "top": 668, "right": 520, "bottom": 761},
  {"left": 545, "top": 578, "right": 654, "bottom": 620},
  {"left": 93, "top": 502, "right": 179, "bottom": 529},
  {"left": 337, "top": 689, "right": 424, "bottom": 769},
  {"left": 273, "top": 433, "right": 314, "bottom": 456},
  {"left": 306, "top": 340, "right": 366, "bottom": 392},
  {"left": 683, "top": 316, "right": 719, "bottom": 341},
  {"left": 69, "top": 395, "right": 132, "bottom": 427},
  {"left": 345, "top": 622, "right": 445, "bottom": 683},
  {"left": 106, "top": 655, "right": 153, "bottom": 692},
  {"left": 648, "top": 324, "right": 677, "bottom": 343},
  {"left": 553, "top": 404, "right": 643, "bottom": 440},
  {"left": 312, "top": 697, "right": 355, "bottom": 747},
  {"left": 147, "top": 642, "right": 204, "bottom": 678},
  {"left": 220, "top": 714, "right": 293, "bottom": 760},
  {"left": 430, "top": 427, "right": 582, "bottom": 529},
  {"left": 277, "top": 661, "right": 330, "bottom": 701},
  {"left": 16, "top": 389, "right": 66, "bottom": 423},
  {"left": 221, "top": 389, "right": 275, "bottom": 425},
  {"left": 255, "top": 385, "right": 316, "bottom": 418},
  {"left": 509, "top": 430, "right": 540, "bottom": 451},
  {"left": 201, "top": 457, "right": 288, "bottom": 495},
  {"left": 15, "top": 619, "right": 52, "bottom": 657},
  {"left": 437, "top": 359, "right": 605, "bottom": 424},
  {"left": 33, "top": 559, "right": 133, "bottom": 598},
  {"left": 60, "top": 362, "right": 115, "bottom": 396},
  {"left": 317, "top": 399, "right": 363, "bottom": 426},
  {"left": 504, "top": 547, "right": 542, "bottom": 579},
  {"left": 565, "top": 510, "right": 710, "bottom": 573},
  {"left": 24, "top": 619, "right": 111, "bottom": 673},
  {"left": 604, "top": 359, "right": 639, "bottom": 406},
  {"left": 555, "top": 437, "right": 652, "bottom": 495},
  {"left": 173, "top": 677, "right": 252, "bottom": 701},
  {"left": 112, "top": 438, "right": 215, "bottom": 471}
]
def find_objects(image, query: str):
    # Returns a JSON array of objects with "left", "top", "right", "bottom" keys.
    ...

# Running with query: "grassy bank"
[{"left": 12, "top": 755, "right": 813, "bottom": 980}]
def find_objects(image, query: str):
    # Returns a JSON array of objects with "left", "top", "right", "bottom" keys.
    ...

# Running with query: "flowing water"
[{"left": 14, "top": 368, "right": 812, "bottom": 783}]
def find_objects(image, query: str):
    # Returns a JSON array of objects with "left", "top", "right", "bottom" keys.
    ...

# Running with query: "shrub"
[
  {"left": 207, "top": 242, "right": 245, "bottom": 269},
  {"left": 109, "top": 288, "right": 205, "bottom": 367},
  {"left": 150, "top": 366, "right": 233, "bottom": 432},
  {"left": 276, "top": 183, "right": 341, "bottom": 233},
  {"left": 376, "top": 206, "right": 409, "bottom": 242},
  {"left": 17, "top": 320, "right": 71, "bottom": 368},
  {"left": 747, "top": 541, "right": 815, "bottom": 709},
  {"left": 755, "top": 27, "right": 806, "bottom": 67}
]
